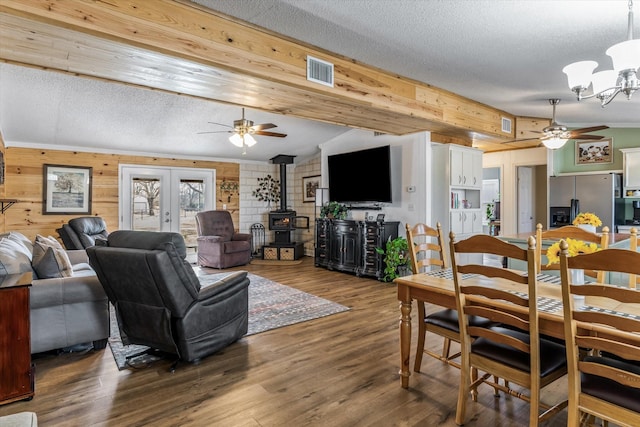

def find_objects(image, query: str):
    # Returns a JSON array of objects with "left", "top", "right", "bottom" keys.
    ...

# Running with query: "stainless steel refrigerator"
[{"left": 549, "top": 173, "right": 623, "bottom": 231}]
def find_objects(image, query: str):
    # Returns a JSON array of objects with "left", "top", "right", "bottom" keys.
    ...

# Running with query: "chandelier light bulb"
[{"left": 562, "top": 61, "right": 598, "bottom": 92}]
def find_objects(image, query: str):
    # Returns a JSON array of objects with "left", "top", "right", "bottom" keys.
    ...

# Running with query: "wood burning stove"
[{"left": 262, "top": 155, "right": 309, "bottom": 260}]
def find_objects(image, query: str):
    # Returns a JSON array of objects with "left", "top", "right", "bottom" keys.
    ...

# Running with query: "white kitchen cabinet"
[
  {"left": 621, "top": 148, "right": 640, "bottom": 197},
  {"left": 432, "top": 144, "right": 484, "bottom": 243},
  {"left": 451, "top": 209, "right": 483, "bottom": 235},
  {"left": 449, "top": 147, "right": 482, "bottom": 188}
]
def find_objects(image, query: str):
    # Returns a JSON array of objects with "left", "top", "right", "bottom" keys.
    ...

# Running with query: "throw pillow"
[
  {"left": 32, "top": 235, "right": 73, "bottom": 278},
  {"left": 0, "top": 231, "right": 33, "bottom": 257},
  {"left": 0, "top": 237, "right": 32, "bottom": 275}
]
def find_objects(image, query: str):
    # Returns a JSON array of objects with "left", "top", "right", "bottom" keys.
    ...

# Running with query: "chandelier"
[{"left": 562, "top": 0, "right": 640, "bottom": 106}]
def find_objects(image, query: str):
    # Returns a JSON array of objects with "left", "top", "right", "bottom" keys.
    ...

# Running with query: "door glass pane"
[
  {"left": 132, "top": 177, "right": 161, "bottom": 232},
  {"left": 179, "top": 179, "right": 205, "bottom": 248}
]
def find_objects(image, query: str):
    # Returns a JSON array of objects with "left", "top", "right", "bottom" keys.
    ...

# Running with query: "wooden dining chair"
[
  {"left": 559, "top": 240, "right": 640, "bottom": 427},
  {"left": 450, "top": 232, "right": 568, "bottom": 426},
  {"left": 406, "top": 222, "right": 458, "bottom": 371},
  {"left": 535, "top": 223, "right": 609, "bottom": 282}
]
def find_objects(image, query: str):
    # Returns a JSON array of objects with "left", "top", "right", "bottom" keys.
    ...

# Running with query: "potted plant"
[
  {"left": 320, "top": 201, "right": 349, "bottom": 219},
  {"left": 375, "top": 236, "right": 409, "bottom": 282}
]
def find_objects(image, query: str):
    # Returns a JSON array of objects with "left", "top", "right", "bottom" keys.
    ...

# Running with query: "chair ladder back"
[
  {"left": 450, "top": 232, "right": 566, "bottom": 426},
  {"left": 559, "top": 240, "right": 640, "bottom": 426},
  {"left": 405, "top": 222, "right": 447, "bottom": 274}
]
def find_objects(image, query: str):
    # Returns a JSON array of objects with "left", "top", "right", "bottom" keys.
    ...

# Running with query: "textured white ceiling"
[{"left": 1, "top": 0, "right": 638, "bottom": 162}]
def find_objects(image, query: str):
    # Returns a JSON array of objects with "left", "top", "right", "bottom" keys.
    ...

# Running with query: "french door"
[{"left": 119, "top": 165, "right": 216, "bottom": 247}]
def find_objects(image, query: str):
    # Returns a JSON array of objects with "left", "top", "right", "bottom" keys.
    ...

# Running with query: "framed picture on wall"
[
  {"left": 43, "top": 164, "right": 93, "bottom": 214},
  {"left": 575, "top": 138, "right": 613, "bottom": 165},
  {"left": 302, "top": 175, "right": 321, "bottom": 203}
]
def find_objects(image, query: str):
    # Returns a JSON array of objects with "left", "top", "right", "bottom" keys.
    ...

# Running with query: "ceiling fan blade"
[
  {"left": 254, "top": 131, "right": 287, "bottom": 138},
  {"left": 570, "top": 134, "right": 604, "bottom": 141},
  {"left": 197, "top": 130, "right": 233, "bottom": 135},
  {"left": 207, "top": 121, "right": 234, "bottom": 129},
  {"left": 251, "top": 123, "right": 277, "bottom": 131},
  {"left": 500, "top": 137, "right": 541, "bottom": 144},
  {"left": 568, "top": 125, "right": 609, "bottom": 136}
]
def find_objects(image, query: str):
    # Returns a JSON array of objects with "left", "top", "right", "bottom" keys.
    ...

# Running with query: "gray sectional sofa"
[{"left": 0, "top": 232, "right": 109, "bottom": 354}]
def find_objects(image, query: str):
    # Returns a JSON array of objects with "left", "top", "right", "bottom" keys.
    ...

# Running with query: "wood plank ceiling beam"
[{"left": 0, "top": 0, "right": 540, "bottom": 147}]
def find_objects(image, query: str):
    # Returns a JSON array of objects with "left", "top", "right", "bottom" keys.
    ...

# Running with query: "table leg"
[{"left": 398, "top": 285, "right": 412, "bottom": 388}]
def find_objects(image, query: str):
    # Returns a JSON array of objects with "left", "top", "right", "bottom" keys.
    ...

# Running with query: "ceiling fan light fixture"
[
  {"left": 563, "top": 0, "right": 639, "bottom": 106},
  {"left": 542, "top": 136, "right": 569, "bottom": 150},
  {"left": 244, "top": 133, "right": 257, "bottom": 147},
  {"left": 229, "top": 133, "right": 244, "bottom": 147}
]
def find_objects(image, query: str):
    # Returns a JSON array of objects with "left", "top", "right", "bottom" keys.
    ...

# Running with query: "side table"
[{"left": 0, "top": 272, "right": 35, "bottom": 405}]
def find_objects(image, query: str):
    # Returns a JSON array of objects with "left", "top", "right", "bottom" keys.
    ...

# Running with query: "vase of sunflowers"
[
  {"left": 572, "top": 212, "right": 602, "bottom": 233},
  {"left": 546, "top": 237, "right": 601, "bottom": 287}
]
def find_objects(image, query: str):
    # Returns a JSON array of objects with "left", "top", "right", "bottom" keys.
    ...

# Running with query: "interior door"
[
  {"left": 517, "top": 166, "right": 534, "bottom": 234},
  {"left": 120, "top": 166, "right": 215, "bottom": 246}
]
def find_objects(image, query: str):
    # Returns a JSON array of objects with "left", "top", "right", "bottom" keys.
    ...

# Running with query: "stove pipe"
[{"left": 270, "top": 154, "right": 295, "bottom": 212}]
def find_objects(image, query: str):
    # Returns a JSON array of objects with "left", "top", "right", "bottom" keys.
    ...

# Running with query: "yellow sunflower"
[
  {"left": 572, "top": 212, "right": 602, "bottom": 227},
  {"left": 545, "top": 237, "right": 601, "bottom": 266}
]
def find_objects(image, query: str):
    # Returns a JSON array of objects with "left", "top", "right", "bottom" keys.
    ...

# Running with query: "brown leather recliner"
[
  {"left": 57, "top": 216, "right": 109, "bottom": 249},
  {"left": 195, "top": 210, "right": 252, "bottom": 269}
]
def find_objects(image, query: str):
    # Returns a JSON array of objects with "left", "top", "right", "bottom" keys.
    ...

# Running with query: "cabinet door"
[
  {"left": 471, "top": 210, "right": 483, "bottom": 233},
  {"left": 462, "top": 211, "right": 474, "bottom": 234},
  {"left": 0, "top": 286, "right": 33, "bottom": 404},
  {"left": 341, "top": 231, "right": 359, "bottom": 267},
  {"left": 450, "top": 211, "right": 464, "bottom": 234},
  {"left": 450, "top": 149, "right": 464, "bottom": 186},
  {"left": 625, "top": 151, "right": 640, "bottom": 188},
  {"left": 463, "top": 150, "right": 482, "bottom": 188}
]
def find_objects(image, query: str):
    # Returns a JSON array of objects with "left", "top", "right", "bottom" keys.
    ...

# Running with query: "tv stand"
[
  {"left": 315, "top": 219, "right": 399, "bottom": 280},
  {"left": 347, "top": 205, "right": 383, "bottom": 210}
]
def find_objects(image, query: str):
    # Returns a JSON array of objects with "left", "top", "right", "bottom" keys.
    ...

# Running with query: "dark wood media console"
[{"left": 315, "top": 219, "right": 399, "bottom": 280}]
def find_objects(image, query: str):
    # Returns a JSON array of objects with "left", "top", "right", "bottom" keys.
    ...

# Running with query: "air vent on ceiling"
[
  {"left": 501, "top": 117, "right": 512, "bottom": 133},
  {"left": 374, "top": 131, "right": 386, "bottom": 136},
  {"left": 307, "top": 55, "right": 334, "bottom": 87}
]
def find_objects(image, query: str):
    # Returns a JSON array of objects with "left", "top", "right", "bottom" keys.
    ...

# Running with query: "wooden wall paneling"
[{"left": 2, "top": 147, "right": 239, "bottom": 240}]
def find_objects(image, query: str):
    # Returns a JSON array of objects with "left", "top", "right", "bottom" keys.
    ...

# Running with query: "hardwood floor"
[{"left": 1, "top": 257, "right": 571, "bottom": 426}]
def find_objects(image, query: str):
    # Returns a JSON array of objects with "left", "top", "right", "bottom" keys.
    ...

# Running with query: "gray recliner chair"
[
  {"left": 195, "top": 210, "right": 252, "bottom": 269},
  {"left": 57, "top": 216, "right": 109, "bottom": 250},
  {"left": 86, "top": 230, "right": 250, "bottom": 363}
]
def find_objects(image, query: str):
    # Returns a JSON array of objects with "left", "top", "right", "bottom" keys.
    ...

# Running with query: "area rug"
[{"left": 108, "top": 272, "right": 349, "bottom": 370}]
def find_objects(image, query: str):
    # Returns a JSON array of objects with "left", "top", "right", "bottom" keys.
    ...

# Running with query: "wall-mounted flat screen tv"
[{"left": 328, "top": 145, "right": 392, "bottom": 204}]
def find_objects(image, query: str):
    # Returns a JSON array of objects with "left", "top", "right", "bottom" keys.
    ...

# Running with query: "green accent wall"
[{"left": 553, "top": 128, "right": 640, "bottom": 174}]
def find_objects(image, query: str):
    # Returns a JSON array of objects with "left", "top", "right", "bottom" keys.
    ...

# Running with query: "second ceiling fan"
[
  {"left": 502, "top": 99, "right": 609, "bottom": 149},
  {"left": 198, "top": 108, "right": 287, "bottom": 154}
]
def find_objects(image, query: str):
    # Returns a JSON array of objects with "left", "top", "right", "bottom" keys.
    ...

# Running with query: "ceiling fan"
[
  {"left": 198, "top": 108, "right": 287, "bottom": 154},
  {"left": 501, "top": 99, "right": 609, "bottom": 149}
]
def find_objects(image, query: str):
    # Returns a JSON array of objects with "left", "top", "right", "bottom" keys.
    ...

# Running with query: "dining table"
[{"left": 394, "top": 268, "right": 640, "bottom": 389}]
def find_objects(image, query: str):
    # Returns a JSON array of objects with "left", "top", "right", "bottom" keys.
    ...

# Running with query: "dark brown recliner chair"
[
  {"left": 195, "top": 210, "right": 252, "bottom": 269},
  {"left": 57, "top": 216, "right": 109, "bottom": 249},
  {"left": 86, "top": 230, "right": 250, "bottom": 363}
]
